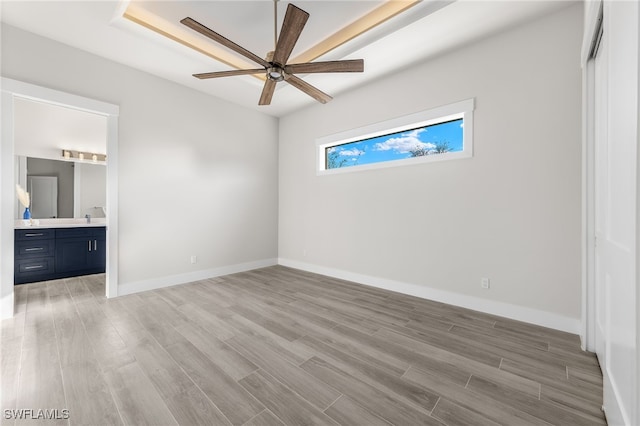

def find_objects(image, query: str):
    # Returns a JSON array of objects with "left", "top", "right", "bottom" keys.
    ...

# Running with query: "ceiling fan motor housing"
[{"left": 267, "top": 65, "right": 285, "bottom": 82}]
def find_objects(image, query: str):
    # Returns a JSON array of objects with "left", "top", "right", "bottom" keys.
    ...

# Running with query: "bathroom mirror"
[{"left": 15, "top": 156, "right": 106, "bottom": 220}]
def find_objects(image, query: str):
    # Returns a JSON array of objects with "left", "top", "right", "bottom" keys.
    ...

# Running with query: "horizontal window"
[{"left": 317, "top": 98, "right": 474, "bottom": 174}]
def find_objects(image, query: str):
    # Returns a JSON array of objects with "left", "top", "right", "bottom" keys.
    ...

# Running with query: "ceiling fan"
[{"left": 181, "top": 2, "right": 364, "bottom": 106}]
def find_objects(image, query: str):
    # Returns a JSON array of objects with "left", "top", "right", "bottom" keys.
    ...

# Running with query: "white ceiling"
[{"left": 1, "top": 1, "right": 574, "bottom": 117}]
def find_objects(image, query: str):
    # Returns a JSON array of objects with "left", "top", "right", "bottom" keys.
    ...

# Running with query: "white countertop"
[{"left": 15, "top": 218, "right": 107, "bottom": 229}]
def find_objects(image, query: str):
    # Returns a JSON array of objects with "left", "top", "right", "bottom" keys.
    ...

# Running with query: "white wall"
[
  {"left": 1, "top": 24, "right": 279, "bottom": 293},
  {"left": 279, "top": 4, "right": 583, "bottom": 332}
]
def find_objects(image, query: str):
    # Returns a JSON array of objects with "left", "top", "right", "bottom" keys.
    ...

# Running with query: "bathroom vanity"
[{"left": 14, "top": 219, "right": 106, "bottom": 284}]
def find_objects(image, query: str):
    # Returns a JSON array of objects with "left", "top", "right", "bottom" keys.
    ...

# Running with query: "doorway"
[{"left": 1, "top": 78, "right": 119, "bottom": 319}]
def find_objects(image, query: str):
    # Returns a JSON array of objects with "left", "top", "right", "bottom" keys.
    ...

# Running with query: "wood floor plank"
[
  {"left": 176, "top": 302, "right": 237, "bottom": 341},
  {"left": 466, "top": 375, "right": 604, "bottom": 426},
  {"left": 431, "top": 398, "right": 502, "bottom": 426},
  {"left": 373, "top": 326, "right": 541, "bottom": 398},
  {"left": 1, "top": 335, "right": 23, "bottom": 418},
  {"left": 540, "top": 384, "right": 606, "bottom": 423},
  {"left": 75, "top": 300, "right": 137, "bottom": 373},
  {"left": 25, "top": 282, "right": 50, "bottom": 313},
  {"left": 304, "top": 323, "right": 411, "bottom": 376},
  {"left": 301, "top": 356, "right": 444, "bottom": 426},
  {"left": 174, "top": 322, "right": 258, "bottom": 381},
  {"left": 226, "top": 335, "right": 342, "bottom": 410},
  {"left": 323, "top": 395, "right": 391, "bottom": 426},
  {"left": 104, "top": 361, "right": 177, "bottom": 426},
  {"left": 298, "top": 335, "right": 439, "bottom": 414},
  {"left": 500, "top": 358, "right": 602, "bottom": 404},
  {"left": 64, "top": 277, "right": 93, "bottom": 303},
  {"left": 164, "top": 385, "right": 232, "bottom": 426},
  {"left": 403, "top": 367, "right": 551, "bottom": 426},
  {"left": 376, "top": 323, "right": 505, "bottom": 368},
  {"left": 13, "top": 284, "right": 28, "bottom": 314},
  {"left": 60, "top": 361, "right": 122, "bottom": 425},
  {"left": 243, "top": 410, "right": 285, "bottom": 426},
  {"left": 52, "top": 304, "right": 95, "bottom": 367},
  {"left": 15, "top": 312, "right": 67, "bottom": 426},
  {"left": 229, "top": 303, "right": 305, "bottom": 341},
  {"left": 224, "top": 313, "right": 316, "bottom": 365},
  {"left": 239, "top": 370, "right": 339, "bottom": 426},
  {"left": 164, "top": 341, "right": 264, "bottom": 425}
]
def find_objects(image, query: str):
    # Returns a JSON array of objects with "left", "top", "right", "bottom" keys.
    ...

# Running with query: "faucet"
[{"left": 85, "top": 214, "right": 91, "bottom": 224}]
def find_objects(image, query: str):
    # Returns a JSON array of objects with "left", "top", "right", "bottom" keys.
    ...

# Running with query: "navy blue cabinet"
[
  {"left": 14, "top": 226, "right": 106, "bottom": 284},
  {"left": 55, "top": 228, "right": 105, "bottom": 274}
]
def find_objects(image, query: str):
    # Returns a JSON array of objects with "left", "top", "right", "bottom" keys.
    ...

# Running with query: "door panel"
[
  {"left": 593, "top": 21, "right": 608, "bottom": 365},
  {"left": 593, "top": 3, "right": 638, "bottom": 423}
]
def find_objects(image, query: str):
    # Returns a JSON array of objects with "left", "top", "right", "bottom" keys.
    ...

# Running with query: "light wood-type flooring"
[{"left": 1, "top": 266, "right": 605, "bottom": 425}]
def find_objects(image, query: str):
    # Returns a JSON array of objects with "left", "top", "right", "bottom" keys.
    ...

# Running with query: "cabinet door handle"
[
  {"left": 94, "top": 240, "right": 97, "bottom": 251},
  {"left": 25, "top": 247, "right": 44, "bottom": 252},
  {"left": 24, "top": 265, "right": 43, "bottom": 270},
  {"left": 25, "top": 233, "right": 44, "bottom": 237},
  {"left": 88, "top": 240, "right": 92, "bottom": 252}
]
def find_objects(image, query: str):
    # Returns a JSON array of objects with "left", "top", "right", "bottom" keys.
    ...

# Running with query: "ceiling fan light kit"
[{"left": 181, "top": 2, "right": 364, "bottom": 106}]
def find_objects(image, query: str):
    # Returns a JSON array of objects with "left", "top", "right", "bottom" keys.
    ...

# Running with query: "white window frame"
[{"left": 316, "top": 98, "right": 474, "bottom": 175}]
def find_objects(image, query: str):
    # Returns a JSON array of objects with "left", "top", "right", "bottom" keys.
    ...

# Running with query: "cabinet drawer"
[
  {"left": 16, "top": 239, "right": 55, "bottom": 258},
  {"left": 15, "top": 228, "right": 55, "bottom": 241},
  {"left": 56, "top": 228, "right": 93, "bottom": 239},
  {"left": 15, "top": 256, "right": 55, "bottom": 276},
  {"left": 56, "top": 227, "right": 106, "bottom": 239}
]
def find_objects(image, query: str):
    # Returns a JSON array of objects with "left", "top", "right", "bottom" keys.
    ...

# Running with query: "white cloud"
[
  {"left": 339, "top": 148, "right": 364, "bottom": 156},
  {"left": 374, "top": 128, "right": 435, "bottom": 154}
]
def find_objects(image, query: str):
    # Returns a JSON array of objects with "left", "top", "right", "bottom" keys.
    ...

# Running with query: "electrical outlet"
[
  {"left": 190, "top": 255, "right": 197, "bottom": 264},
  {"left": 481, "top": 278, "right": 490, "bottom": 289}
]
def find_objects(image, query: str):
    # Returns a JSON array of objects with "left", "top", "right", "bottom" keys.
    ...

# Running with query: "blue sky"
[{"left": 327, "top": 118, "right": 464, "bottom": 169}]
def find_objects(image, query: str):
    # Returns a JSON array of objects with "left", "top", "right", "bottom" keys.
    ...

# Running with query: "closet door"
[{"left": 593, "top": 2, "right": 638, "bottom": 423}]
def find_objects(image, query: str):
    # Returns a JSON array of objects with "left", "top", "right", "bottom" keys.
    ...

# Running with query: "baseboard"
[
  {"left": 278, "top": 258, "right": 581, "bottom": 335},
  {"left": 118, "top": 258, "right": 278, "bottom": 297}
]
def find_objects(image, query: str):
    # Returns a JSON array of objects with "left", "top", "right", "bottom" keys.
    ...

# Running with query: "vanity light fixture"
[{"left": 61, "top": 150, "right": 107, "bottom": 163}]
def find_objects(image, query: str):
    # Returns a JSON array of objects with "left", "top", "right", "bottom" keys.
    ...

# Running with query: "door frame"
[
  {"left": 1, "top": 78, "right": 119, "bottom": 319},
  {"left": 580, "top": 0, "right": 602, "bottom": 353}
]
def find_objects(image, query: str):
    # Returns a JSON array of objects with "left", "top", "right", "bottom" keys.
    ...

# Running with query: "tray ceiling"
[{"left": 1, "top": 1, "right": 574, "bottom": 117}]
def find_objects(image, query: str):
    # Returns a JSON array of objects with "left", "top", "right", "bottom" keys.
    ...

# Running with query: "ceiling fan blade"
[
  {"left": 193, "top": 69, "right": 265, "bottom": 79},
  {"left": 284, "top": 75, "right": 332, "bottom": 104},
  {"left": 259, "top": 79, "right": 277, "bottom": 106},
  {"left": 285, "top": 59, "right": 364, "bottom": 75},
  {"left": 272, "top": 4, "right": 309, "bottom": 67},
  {"left": 181, "top": 17, "right": 270, "bottom": 68}
]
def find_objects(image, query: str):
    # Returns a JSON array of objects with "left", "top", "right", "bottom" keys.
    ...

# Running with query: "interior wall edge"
[{"left": 278, "top": 257, "right": 581, "bottom": 335}]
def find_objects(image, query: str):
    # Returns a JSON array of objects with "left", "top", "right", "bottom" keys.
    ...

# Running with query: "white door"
[
  {"left": 593, "top": 23, "right": 607, "bottom": 365},
  {"left": 593, "top": 3, "right": 637, "bottom": 423},
  {"left": 28, "top": 176, "right": 58, "bottom": 218}
]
